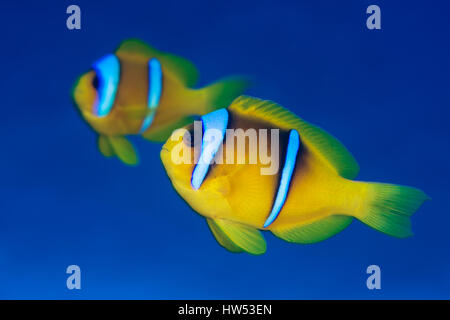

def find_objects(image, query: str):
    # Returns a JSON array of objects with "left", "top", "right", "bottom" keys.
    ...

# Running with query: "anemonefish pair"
[
  {"left": 161, "top": 96, "right": 429, "bottom": 255},
  {"left": 72, "top": 39, "right": 249, "bottom": 165}
]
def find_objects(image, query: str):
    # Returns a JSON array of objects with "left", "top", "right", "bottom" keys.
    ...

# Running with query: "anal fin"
[
  {"left": 142, "top": 116, "right": 194, "bottom": 142},
  {"left": 271, "top": 215, "right": 353, "bottom": 244}
]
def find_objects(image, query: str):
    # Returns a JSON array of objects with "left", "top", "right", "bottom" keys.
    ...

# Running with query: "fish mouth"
[
  {"left": 160, "top": 147, "right": 177, "bottom": 180},
  {"left": 160, "top": 147, "right": 171, "bottom": 163}
]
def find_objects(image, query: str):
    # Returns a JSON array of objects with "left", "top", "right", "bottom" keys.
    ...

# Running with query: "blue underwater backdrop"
[{"left": 0, "top": 0, "right": 449, "bottom": 299}]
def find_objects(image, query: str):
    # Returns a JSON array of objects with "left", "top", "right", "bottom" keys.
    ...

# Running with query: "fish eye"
[
  {"left": 183, "top": 125, "right": 197, "bottom": 147},
  {"left": 92, "top": 74, "right": 99, "bottom": 90},
  {"left": 91, "top": 54, "right": 120, "bottom": 117}
]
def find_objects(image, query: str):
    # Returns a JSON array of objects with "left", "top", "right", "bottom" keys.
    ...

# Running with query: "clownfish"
[
  {"left": 160, "top": 96, "right": 429, "bottom": 255},
  {"left": 71, "top": 39, "right": 249, "bottom": 165}
]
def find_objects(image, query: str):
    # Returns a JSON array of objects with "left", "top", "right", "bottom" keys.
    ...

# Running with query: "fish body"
[
  {"left": 72, "top": 39, "right": 249, "bottom": 165},
  {"left": 160, "top": 96, "right": 429, "bottom": 255}
]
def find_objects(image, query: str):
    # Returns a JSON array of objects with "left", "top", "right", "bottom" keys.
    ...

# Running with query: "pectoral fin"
[
  {"left": 106, "top": 136, "right": 139, "bottom": 165},
  {"left": 206, "top": 218, "right": 266, "bottom": 255}
]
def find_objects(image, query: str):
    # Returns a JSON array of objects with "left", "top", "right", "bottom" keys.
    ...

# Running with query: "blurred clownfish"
[
  {"left": 160, "top": 96, "right": 429, "bottom": 255},
  {"left": 71, "top": 39, "right": 249, "bottom": 165}
]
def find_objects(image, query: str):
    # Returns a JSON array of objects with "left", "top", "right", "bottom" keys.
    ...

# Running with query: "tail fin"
[
  {"left": 357, "top": 183, "right": 429, "bottom": 238},
  {"left": 197, "top": 77, "right": 250, "bottom": 114}
]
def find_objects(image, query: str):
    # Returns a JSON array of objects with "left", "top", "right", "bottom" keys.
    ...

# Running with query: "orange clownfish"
[
  {"left": 72, "top": 39, "right": 249, "bottom": 165},
  {"left": 160, "top": 96, "right": 429, "bottom": 255}
]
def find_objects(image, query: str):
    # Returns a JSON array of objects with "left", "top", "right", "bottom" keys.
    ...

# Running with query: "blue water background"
[{"left": 0, "top": 0, "right": 449, "bottom": 299}]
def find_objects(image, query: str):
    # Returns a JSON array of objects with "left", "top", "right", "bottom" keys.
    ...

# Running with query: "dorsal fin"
[
  {"left": 228, "top": 95, "right": 359, "bottom": 179},
  {"left": 115, "top": 38, "right": 199, "bottom": 87}
]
